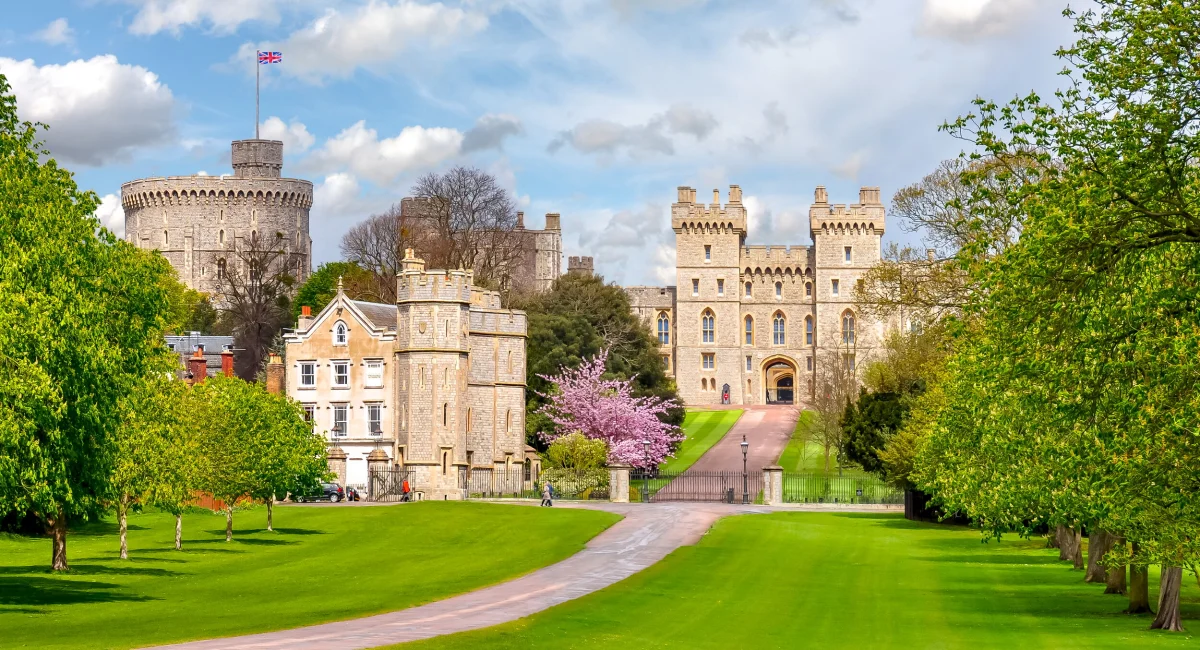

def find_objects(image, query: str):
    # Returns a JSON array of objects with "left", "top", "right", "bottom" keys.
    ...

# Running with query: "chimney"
[
  {"left": 860, "top": 186, "right": 881, "bottom": 205},
  {"left": 401, "top": 248, "right": 426, "bottom": 272},
  {"left": 545, "top": 213, "right": 561, "bottom": 231},
  {"left": 677, "top": 186, "right": 693, "bottom": 204},
  {"left": 729, "top": 185, "right": 742, "bottom": 203},
  {"left": 266, "top": 353, "right": 285, "bottom": 395},
  {"left": 926, "top": 249, "right": 936, "bottom": 262},
  {"left": 516, "top": 211, "right": 525, "bottom": 229},
  {"left": 188, "top": 346, "right": 208, "bottom": 384},
  {"left": 298, "top": 305, "right": 313, "bottom": 331},
  {"left": 712, "top": 188, "right": 720, "bottom": 206},
  {"left": 220, "top": 345, "right": 234, "bottom": 378},
  {"left": 814, "top": 186, "right": 829, "bottom": 205}
]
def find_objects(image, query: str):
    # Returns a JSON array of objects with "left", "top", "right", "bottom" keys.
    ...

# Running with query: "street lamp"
[
  {"left": 642, "top": 439, "right": 651, "bottom": 503},
  {"left": 740, "top": 434, "right": 750, "bottom": 504}
]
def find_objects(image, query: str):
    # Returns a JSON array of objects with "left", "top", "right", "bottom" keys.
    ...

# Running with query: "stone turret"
[
  {"left": 231, "top": 139, "right": 284, "bottom": 178},
  {"left": 567, "top": 256, "right": 594, "bottom": 275}
]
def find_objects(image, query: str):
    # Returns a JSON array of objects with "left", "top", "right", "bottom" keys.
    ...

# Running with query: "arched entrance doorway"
[{"left": 762, "top": 357, "right": 797, "bottom": 405}]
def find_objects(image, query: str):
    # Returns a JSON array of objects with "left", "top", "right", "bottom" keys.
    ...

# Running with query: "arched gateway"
[{"left": 762, "top": 356, "right": 797, "bottom": 405}]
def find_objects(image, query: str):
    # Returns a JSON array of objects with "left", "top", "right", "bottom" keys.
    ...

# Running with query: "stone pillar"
[
  {"left": 265, "top": 353, "right": 284, "bottom": 395},
  {"left": 763, "top": 465, "right": 784, "bottom": 506},
  {"left": 366, "top": 448, "right": 390, "bottom": 497},
  {"left": 327, "top": 446, "right": 348, "bottom": 488},
  {"left": 608, "top": 464, "right": 631, "bottom": 503}
]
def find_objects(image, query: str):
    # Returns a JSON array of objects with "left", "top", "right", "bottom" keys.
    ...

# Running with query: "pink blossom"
[{"left": 537, "top": 349, "right": 684, "bottom": 469}]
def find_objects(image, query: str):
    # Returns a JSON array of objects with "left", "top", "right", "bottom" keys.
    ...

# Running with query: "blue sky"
[{"left": 2, "top": 0, "right": 1077, "bottom": 286}]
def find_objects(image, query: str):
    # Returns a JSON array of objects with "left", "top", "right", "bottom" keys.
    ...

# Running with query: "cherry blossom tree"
[{"left": 537, "top": 349, "right": 683, "bottom": 468}]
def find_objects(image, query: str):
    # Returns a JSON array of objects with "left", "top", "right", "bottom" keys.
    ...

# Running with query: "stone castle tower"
[
  {"left": 626, "top": 184, "right": 887, "bottom": 407},
  {"left": 120, "top": 139, "right": 313, "bottom": 295}
]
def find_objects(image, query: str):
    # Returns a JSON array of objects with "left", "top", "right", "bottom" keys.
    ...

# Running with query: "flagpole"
[{"left": 255, "top": 51, "right": 260, "bottom": 139}]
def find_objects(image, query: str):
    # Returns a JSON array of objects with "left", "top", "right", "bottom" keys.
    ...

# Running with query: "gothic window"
[
  {"left": 775, "top": 282, "right": 782, "bottom": 299},
  {"left": 832, "top": 279, "right": 840, "bottom": 296},
  {"left": 163, "top": 230, "right": 169, "bottom": 247},
  {"left": 807, "top": 356, "right": 813, "bottom": 371},
  {"left": 805, "top": 282, "right": 812, "bottom": 297},
  {"left": 745, "top": 282, "right": 752, "bottom": 298},
  {"left": 216, "top": 258, "right": 226, "bottom": 280},
  {"left": 249, "top": 259, "right": 262, "bottom": 284},
  {"left": 701, "top": 309, "right": 715, "bottom": 343},
  {"left": 744, "top": 315, "right": 754, "bottom": 345},
  {"left": 805, "top": 315, "right": 814, "bottom": 345},
  {"left": 773, "top": 312, "right": 786, "bottom": 345},
  {"left": 702, "top": 378, "right": 708, "bottom": 391},
  {"left": 717, "top": 279, "right": 724, "bottom": 296},
  {"left": 505, "top": 409, "right": 512, "bottom": 432},
  {"left": 692, "top": 278, "right": 699, "bottom": 296},
  {"left": 705, "top": 245, "right": 712, "bottom": 261},
  {"left": 334, "top": 321, "right": 348, "bottom": 345},
  {"left": 746, "top": 355, "right": 752, "bottom": 372},
  {"left": 842, "top": 310, "right": 856, "bottom": 345},
  {"left": 219, "top": 229, "right": 225, "bottom": 245},
  {"left": 844, "top": 246, "right": 852, "bottom": 263},
  {"left": 657, "top": 312, "right": 670, "bottom": 344}
]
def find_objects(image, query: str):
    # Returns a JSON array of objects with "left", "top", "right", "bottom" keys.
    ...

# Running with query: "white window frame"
[
  {"left": 365, "top": 359, "right": 383, "bottom": 388},
  {"left": 702, "top": 353, "right": 715, "bottom": 370},
  {"left": 333, "top": 360, "right": 350, "bottom": 388},
  {"left": 332, "top": 404, "right": 348, "bottom": 437},
  {"left": 367, "top": 403, "right": 383, "bottom": 436},
  {"left": 334, "top": 321, "right": 348, "bottom": 346},
  {"left": 299, "top": 361, "right": 316, "bottom": 388}
]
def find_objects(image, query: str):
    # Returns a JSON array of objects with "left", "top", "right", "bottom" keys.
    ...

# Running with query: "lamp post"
[
  {"left": 740, "top": 434, "right": 749, "bottom": 504},
  {"left": 642, "top": 439, "right": 651, "bottom": 503}
]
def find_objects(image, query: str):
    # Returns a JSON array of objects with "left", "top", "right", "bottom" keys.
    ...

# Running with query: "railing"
[
  {"left": 461, "top": 467, "right": 608, "bottom": 500},
  {"left": 780, "top": 473, "right": 902, "bottom": 504},
  {"left": 367, "top": 467, "right": 415, "bottom": 502},
  {"left": 630, "top": 469, "right": 763, "bottom": 503}
]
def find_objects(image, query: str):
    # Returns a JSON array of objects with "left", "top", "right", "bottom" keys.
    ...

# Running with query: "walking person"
[
  {"left": 541, "top": 481, "right": 553, "bottom": 507},
  {"left": 401, "top": 478, "right": 411, "bottom": 502}
]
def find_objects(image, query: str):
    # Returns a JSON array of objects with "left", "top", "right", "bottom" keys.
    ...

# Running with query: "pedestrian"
[
  {"left": 541, "top": 481, "right": 552, "bottom": 507},
  {"left": 401, "top": 478, "right": 411, "bottom": 503}
]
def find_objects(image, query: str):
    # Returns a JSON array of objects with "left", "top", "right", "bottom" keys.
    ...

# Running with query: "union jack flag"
[{"left": 258, "top": 51, "right": 282, "bottom": 65}]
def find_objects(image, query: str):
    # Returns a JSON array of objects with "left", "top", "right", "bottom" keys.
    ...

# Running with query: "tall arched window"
[
  {"left": 805, "top": 282, "right": 812, "bottom": 297},
  {"left": 163, "top": 230, "right": 169, "bottom": 247},
  {"left": 505, "top": 409, "right": 512, "bottom": 432},
  {"left": 773, "top": 312, "right": 786, "bottom": 345},
  {"left": 219, "top": 229, "right": 225, "bottom": 245},
  {"left": 657, "top": 312, "right": 670, "bottom": 344},
  {"left": 744, "top": 315, "right": 754, "bottom": 345},
  {"left": 842, "top": 310, "right": 856, "bottom": 345},
  {"left": 702, "top": 378, "right": 708, "bottom": 391},
  {"left": 701, "top": 310, "right": 715, "bottom": 343},
  {"left": 442, "top": 403, "right": 449, "bottom": 426},
  {"left": 744, "top": 282, "right": 752, "bottom": 298},
  {"left": 216, "top": 258, "right": 226, "bottom": 280},
  {"left": 334, "top": 321, "right": 348, "bottom": 345},
  {"left": 775, "top": 282, "right": 782, "bottom": 299},
  {"left": 507, "top": 350, "right": 513, "bottom": 373},
  {"left": 805, "top": 316, "right": 814, "bottom": 345}
]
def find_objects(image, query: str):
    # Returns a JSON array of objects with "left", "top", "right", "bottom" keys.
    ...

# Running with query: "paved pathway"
[{"left": 687, "top": 406, "right": 799, "bottom": 473}]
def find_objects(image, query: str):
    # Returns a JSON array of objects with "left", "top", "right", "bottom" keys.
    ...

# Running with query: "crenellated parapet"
[
  {"left": 808, "top": 185, "right": 886, "bottom": 237},
  {"left": 120, "top": 177, "right": 313, "bottom": 211},
  {"left": 672, "top": 185, "right": 747, "bottom": 235}
]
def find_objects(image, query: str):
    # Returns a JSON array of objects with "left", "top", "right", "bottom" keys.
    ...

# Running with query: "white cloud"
[
  {"left": 653, "top": 244, "right": 677, "bottom": 285},
  {"left": 35, "top": 18, "right": 75, "bottom": 47},
  {"left": 95, "top": 194, "right": 125, "bottom": 237},
  {"left": 0, "top": 55, "right": 176, "bottom": 166},
  {"left": 305, "top": 120, "right": 464, "bottom": 184},
  {"left": 247, "top": 1, "right": 488, "bottom": 82},
  {"left": 832, "top": 151, "right": 866, "bottom": 180},
  {"left": 920, "top": 0, "right": 1036, "bottom": 39},
  {"left": 259, "top": 116, "right": 315, "bottom": 153},
  {"left": 127, "top": 0, "right": 279, "bottom": 35},
  {"left": 314, "top": 173, "right": 362, "bottom": 217},
  {"left": 462, "top": 114, "right": 523, "bottom": 153},
  {"left": 549, "top": 103, "right": 718, "bottom": 158}
]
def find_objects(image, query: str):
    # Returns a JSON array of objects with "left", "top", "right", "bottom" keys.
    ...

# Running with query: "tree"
[
  {"left": 147, "top": 384, "right": 202, "bottom": 551},
  {"left": 810, "top": 345, "right": 860, "bottom": 473},
  {"left": 0, "top": 74, "right": 176, "bottom": 571},
  {"left": 537, "top": 349, "right": 683, "bottom": 469},
  {"left": 841, "top": 390, "right": 905, "bottom": 475},
  {"left": 244, "top": 386, "right": 327, "bottom": 532},
  {"left": 292, "top": 261, "right": 373, "bottom": 322},
  {"left": 210, "top": 232, "right": 296, "bottom": 380},
  {"left": 339, "top": 203, "right": 414, "bottom": 304},
  {"left": 543, "top": 432, "right": 608, "bottom": 470},
  {"left": 410, "top": 167, "right": 524, "bottom": 291},
  {"left": 193, "top": 377, "right": 257, "bottom": 542},
  {"left": 111, "top": 376, "right": 181, "bottom": 559}
]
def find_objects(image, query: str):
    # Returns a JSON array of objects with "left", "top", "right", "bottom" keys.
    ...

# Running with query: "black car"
[{"left": 296, "top": 482, "right": 344, "bottom": 503}]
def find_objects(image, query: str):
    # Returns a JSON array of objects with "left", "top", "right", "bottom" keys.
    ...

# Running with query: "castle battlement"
[
  {"left": 671, "top": 185, "right": 747, "bottom": 234},
  {"left": 740, "top": 245, "right": 814, "bottom": 270},
  {"left": 808, "top": 185, "right": 886, "bottom": 236}
]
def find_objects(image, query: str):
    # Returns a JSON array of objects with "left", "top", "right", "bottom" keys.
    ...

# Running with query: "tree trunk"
[
  {"left": 225, "top": 506, "right": 233, "bottom": 542},
  {"left": 1105, "top": 536, "right": 1127, "bottom": 595},
  {"left": 174, "top": 513, "right": 182, "bottom": 551},
  {"left": 1150, "top": 566, "right": 1184, "bottom": 631},
  {"left": 1128, "top": 542, "right": 1153, "bottom": 614},
  {"left": 1056, "top": 525, "right": 1071, "bottom": 560},
  {"left": 266, "top": 496, "right": 274, "bottom": 532},
  {"left": 118, "top": 495, "right": 129, "bottom": 560},
  {"left": 1057, "top": 526, "right": 1083, "bottom": 568},
  {"left": 48, "top": 510, "right": 69, "bottom": 572},
  {"left": 1085, "top": 528, "right": 1111, "bottom": 581}
]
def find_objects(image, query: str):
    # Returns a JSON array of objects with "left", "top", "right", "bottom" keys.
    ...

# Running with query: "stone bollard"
[
  {"left": 608, "top": 464, "right": 631, "bottom": 503},
  {"left": 763, "top": 465, "right": 784, "bottom": 506}
]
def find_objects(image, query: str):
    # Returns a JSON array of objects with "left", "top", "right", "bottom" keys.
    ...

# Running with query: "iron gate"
[
  {"left": 630, "top": 470, "right": 763, "bottom": 503},
  {"left": 367, "top": 467, "right": 415, "bottom": 502}
]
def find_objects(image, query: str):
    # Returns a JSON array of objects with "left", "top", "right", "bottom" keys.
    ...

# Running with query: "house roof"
[{"left": 350, "top": 300, "right": 397, "bottom": 331}]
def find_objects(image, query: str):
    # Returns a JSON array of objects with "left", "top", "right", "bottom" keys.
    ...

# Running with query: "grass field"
[
  {"left": 777, "top": 410, "right": 870, "bottom": 477},
  {"left": 0, "top": 502, "right": 618, "bottom": 650},
  {"left": 659, "top": 410, "right": 742, "bottom": 474},
  {"left": 396, "top": 512, "right": 1200, "bottom": 649}
]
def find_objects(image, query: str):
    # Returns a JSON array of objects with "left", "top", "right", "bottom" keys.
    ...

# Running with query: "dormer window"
[{"left": 334, "top": 321, "right": 348, "bottom": 345}]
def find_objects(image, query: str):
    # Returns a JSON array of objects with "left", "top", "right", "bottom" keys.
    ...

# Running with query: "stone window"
[
  {"left": 831, "top": 279, "right": 840, "bottom": 296},
  {"left": 657, "top": 312, "right": 670, "bottom": 344},
  {"left": 333, "top": 361, "right": 350, "bottom": 387},
  {"left": 442, "top": 403, "right": 449, "bottom": 426},
  {"left": 299, "top": 361, "right": 316, "bottom": 387},
  {"left": 717, "top": 279, "right": 724, "bottom": 296},
  {"left": 775, "top": 282, "right": 782, "bottom": 299},
  {"left": 844, "top": 246, "right": 852, "bottom": 263},
  {"left": 744, "top": 315, "right": 754, "bottom": 345},
  {"left": 334, "top": 321, "right": 348, "bottom": 345},
  {"left": 705, "top": 245, "right": 712, "bottom": 261},
  {"left": 662, "top": 355, "right": 670, "bottom": 369},
  {"left": 842, "top": 310, "right": 856, "bottom": 345},
  {"left": 163, "top": 230, "right": 169, "bottom": 247},
  {"left": 702, "top": 353, "right": 715, "bottom": 370},
  {"left": 773, "top": 312, "right": 786, "bottom": 345},
  {"left": 805, "top": 316, "right": 814, "bottom": 345},
  {"left": 701, "top": 378, "right": 708, "bottom": 391},
  {"left": 216, "top": 258, "right": 226, "bottom": 280},
  {"left": 367, "top": 403, "right": 382, "bottom": 436},
  {"left": 807, "top": 356, "right": 813, "bottom": 371},
  {"left": 844, "top": 354, "right": 856, "bottom": 372},
  {"left": 332, "top": 404, "right": 348, "bottom": 437},
  {"left": 744, "top": 282, "right": 752, "bottom": 298},
  {"left": 692, "top": 278, "right": 699, "bottom": 296},
  {"left": 805, "top": 282, "right": 812, "bottom": 297},
  {"left": 365, "top": 359, "right": 383, "bottom": 388},
  {"left": 219, "top": 229, "right": 225, "bottom": 245},
  {"left": 505, "top": 409, "right": 512, "bottom": 432},
  {"left": 746, "top": 355, "right": 752, "bottom": 372},
  {"left": 701, "top": 310, "right": 715, "bottom": 343},
  {"left": 507, "top": 350, "right": 514, "bottom": 374}
]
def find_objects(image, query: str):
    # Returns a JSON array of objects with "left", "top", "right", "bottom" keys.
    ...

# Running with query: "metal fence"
[
  {"left": 367, "top": 467, "right": 416, "bottom": 502},
  {"left": 780, "top": 473, "right": 903, "bottom": 504},
  {"left": 630, "top": 470, "right": 763, "bottom": 503},
  {"left": 460, "top": 467, "right": 610, "bottom": 500},
  {"left": 460, "top": 467, "right": 538, "bottom": 499}
]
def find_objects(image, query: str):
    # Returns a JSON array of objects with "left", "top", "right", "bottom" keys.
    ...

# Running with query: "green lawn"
[
  {"left": 397, "top": 512, "right": 1200, "bottom": 649},
  {"left": 0, "top": 502, "right": 618, "bottom": 650},
  {"left": 660, "top": 410, "right": 742, "bottom": 474},
  {"left": 777, "top": 411, "right": 870, "bottom": 477}
]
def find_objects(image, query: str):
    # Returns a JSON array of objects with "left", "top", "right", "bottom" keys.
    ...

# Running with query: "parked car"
[{"left": 296, "top": 482, "right": 344, "bottom": 503}]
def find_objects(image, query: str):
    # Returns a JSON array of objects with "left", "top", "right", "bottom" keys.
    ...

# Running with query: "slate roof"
[{"left": 351, "top": 300, "right": 398, "bottom": 331}]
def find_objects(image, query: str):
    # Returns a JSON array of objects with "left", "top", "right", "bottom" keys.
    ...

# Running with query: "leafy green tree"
[
  {"left": 111, "top": 376, "right": 177, "bottom": 559},
  {"left": 244, "top": 387, "right": 328, "bottom": 532},
  {"left": 0, "top": 74, "right": 175, "bottom": 571},
  {"left": 543, "top": 432, "right": 608, "bottom": 470},
  {"left": 841, "top": 390, "right": 905, "bottom": 475},
  {"left": 147, "top": 383, "right": 203, "bottom": 551},
  {"left": 292, "top": 261, "right": 372, "bottom": 322},
  {"left": 193, "top": 377, "right": 257, "bottom": 542}
]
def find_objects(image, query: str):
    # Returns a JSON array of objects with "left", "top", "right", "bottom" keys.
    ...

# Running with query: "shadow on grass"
[
  {"left": 192, "top": 534, "right": 297, "bottom": 547},
  {"left": 0, "top": 564, "right": 182, "bottom": 577},
  {"left": 243, "top": 527, "right": 325, "bottom": 536},
  {"left": 917, "top": 553, "right": 1062, "bottom": 566},
  {"left": 0, "top": 577, "right": 157, "bottom": 607},
  {"left": 70, "top": 521, "right": 151, "bottom": 536},
  {"left": 135, "top": 546, "right": 246, "bottom": 555}
]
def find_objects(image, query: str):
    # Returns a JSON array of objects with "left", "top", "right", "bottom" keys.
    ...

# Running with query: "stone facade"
[
  {"left": 121, "top": 139, "right": 313, "bottom": 295},
  {"left": 284, "top": 251, "right": 528, "bottom": 499},
  {"left": 626, "top": 185, "right": 887, "bottom": 407}
]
